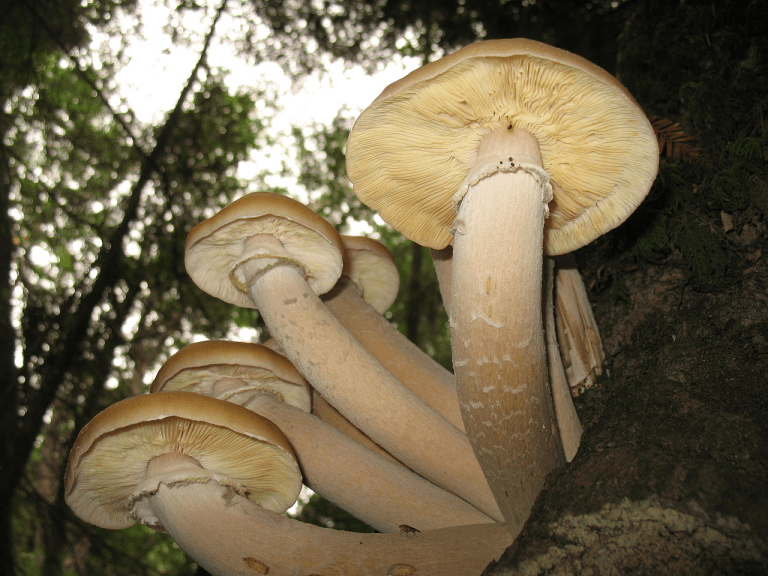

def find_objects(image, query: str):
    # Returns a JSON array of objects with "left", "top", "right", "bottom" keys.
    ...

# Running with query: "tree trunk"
[
  {"left": 405, "top": 242, "right": 424, "bottom": 344},
  {"left": 0, "top": 135, "right": 19, "bottom": 576},
  {"left": 485, "top": 249, "right": 768, "bottom": 574}
]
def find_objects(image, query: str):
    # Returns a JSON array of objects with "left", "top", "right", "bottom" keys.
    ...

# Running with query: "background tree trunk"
[{"left": 485, "top": 239, "right": 768, "bottom": 574}]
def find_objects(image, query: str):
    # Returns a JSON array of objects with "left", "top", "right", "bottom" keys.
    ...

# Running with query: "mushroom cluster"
[{"left": 64, "top": 39, "right": 657, "bottom": 576}]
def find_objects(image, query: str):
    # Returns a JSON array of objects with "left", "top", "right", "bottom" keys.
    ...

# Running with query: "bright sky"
[
  {"left": 97, "top": 1, "right": 419, "bottom": 358},
  {"left": 113, "top": 0, "right": 418, "bottom": 198},
  {"left": 106, "top": 1, "right": 420, "bottom": 516},
  {"left": 23, "top": 1, "right": 416, "bottom": 306}
]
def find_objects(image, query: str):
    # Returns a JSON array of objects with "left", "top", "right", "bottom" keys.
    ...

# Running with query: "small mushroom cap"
[
  {"left": 185, "top": 192, "right": 345, "bottom": 308},
  {"left": 346, "top": 38, "right": 659, "bottom": 254},
  {"left": 64, "top": 392, "right": 301, "bottom": 530},
  {"left": 151, "top": 340, "right": 312, "bottom": 413},
  {"left": 337, "top": 235, "right": 400, "bottom": 313}
]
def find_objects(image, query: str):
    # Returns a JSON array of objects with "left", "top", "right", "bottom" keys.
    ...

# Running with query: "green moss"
[
  {"left": 671, "top": 212, "right": 728, "bottom": 288},
  {"left": 710, "top": 138, "right": 767, "bottom": 213}
]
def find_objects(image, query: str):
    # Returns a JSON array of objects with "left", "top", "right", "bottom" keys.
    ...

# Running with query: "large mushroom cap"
[
  {"left": 64, "top": 392, "right": 301, "bottom": 530},
  {"left": 185, "top": 192, "right": 345, "bottom": 308},
  {"left": 346, "top": 38, "right": 659, "bottom": 254},
  {"left": 151, "top": 340, "right": 312, "bottom": 412}
]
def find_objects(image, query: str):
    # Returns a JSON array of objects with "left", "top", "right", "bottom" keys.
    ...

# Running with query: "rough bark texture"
[{"left": 485, "top": 219, "right": 768, "bottom": 575}]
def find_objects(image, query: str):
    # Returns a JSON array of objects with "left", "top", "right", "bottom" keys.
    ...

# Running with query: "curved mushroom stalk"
[
  {"left": 248, "top": 339, "right": 396, "bottom": 462},
  {"left": 311, "top": 390, "right": 402, "bottom": 465},
  {"left": 322, "top": 235, "right": 463, "bottom": 430},
  {"left": 429, "top": 245, "right": 585, "bottom": 455},
  {"left": 141, "top": 480, "right": 514, "bottom": 576},
  {"left": 323, "top": 277, "right": 464, "bottom": 431},
  {"left": 243, "top": 394, "right": 495, "bottom": 532},
  {"left": 243, "top": 260, "right": 502, "bottom": 521},
  {"left": 450, "top": 129, "right": 564, "bottom": 526},
  {"left": 185, "top": 193, "right": 502, "bottom": 521}
]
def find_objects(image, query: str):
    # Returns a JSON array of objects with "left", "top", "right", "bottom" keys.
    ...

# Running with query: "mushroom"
[
  {"left": 65, "top": 393, "right": 509, "bottom": 575},
  {"left": 337, "top": 234, "right": 402, "bottom": 315},
  {"left": 150, "top": 341, "right": 491, "bottom": 531},
  {"left": 151, "top": 340, "right": 312, "bottom": 412},
  {"left": 185, "top": 192, "right": 502, "bottom": 520},
  {"left": 64, "top": 391, "right": 302, "bottom": 531},
  {"left": 134, "top": 479, "right": 513, "bottom": 576},
  {"left": 346, "top": 39, "right": 658, "bottom": 524},
  {"left": 323, "top": 235, "right": 464, "bottom": 430}
]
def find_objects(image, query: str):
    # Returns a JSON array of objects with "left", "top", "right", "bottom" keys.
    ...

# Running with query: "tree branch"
[{"left": 8, "top": 0, "right": 230, "bottom": 494}]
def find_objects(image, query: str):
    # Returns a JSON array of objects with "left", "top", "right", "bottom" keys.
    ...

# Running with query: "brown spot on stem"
[
  {"left": 243, "top": 557, "right": 269, "bottom": 574},
  {"left": 388, "top": 563, "right": 417, "bottom": 575}
]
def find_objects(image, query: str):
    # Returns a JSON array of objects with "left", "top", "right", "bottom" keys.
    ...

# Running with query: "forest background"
[{"left": 1, "top": 0, "right": 766, "bottom": 574}]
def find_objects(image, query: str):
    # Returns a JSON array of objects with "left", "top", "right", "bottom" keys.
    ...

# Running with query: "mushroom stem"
[
  {"left": 259, "top": 340, "right": 404, "bottom": 464},
  {"left": 244, "top": 260, "right": 502, "bottom": 521},
  {"left": 311, "top": 390, "right": 402, "bottom": 465},
  {"left": 451, "top": 129, "right": 564, "bottom": 527},
  {"left": 543, "top": 257, "right": 583, "bottom": 462},
  {"left": 430, "top": 246, "right": 583, "bottom": 454},
  {"left": 144, "top": 481, "right": 513, "bottom": 576},
  {"left": 323, "top": 278, "right": 464, "bottom": 431},
  {"left": 431, "top": 248, "right": 604, "bottom": 397},
  {"left": 244, "top": 394, "right": 494, "bottom": 532}
]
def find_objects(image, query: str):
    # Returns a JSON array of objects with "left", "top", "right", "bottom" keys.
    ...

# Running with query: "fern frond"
[{"left": 651, "top": 116, "right": 701, "bottom": 163}]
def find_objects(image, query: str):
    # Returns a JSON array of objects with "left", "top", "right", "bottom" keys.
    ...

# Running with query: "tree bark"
[
  {"left": 405, "top": 242, "right": 424, "bottom": 343},
  {"left": 484, "top": 251, "right": 768, "bottom": 575}
]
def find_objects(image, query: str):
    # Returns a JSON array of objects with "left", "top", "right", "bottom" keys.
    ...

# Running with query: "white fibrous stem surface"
[
  {"left": 450, "top": 130, "right": 565, "bottom": 529},
  {"left": 324, "top": 279, "right": 464, "bottom": 431}
]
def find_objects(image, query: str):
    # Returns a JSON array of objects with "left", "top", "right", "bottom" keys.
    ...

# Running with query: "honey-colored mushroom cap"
[
  {"left": 151, "top": 340, "right": 312, "bottom": 413},
  {"left": 185, "top": 192, "right": 345, "bottom": 308},
  {"left": 64, "top": 392, "right": 301, "bottom": 530},
  {"left": 346, "top": 38, "right": 659, "bottom": 254}
]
